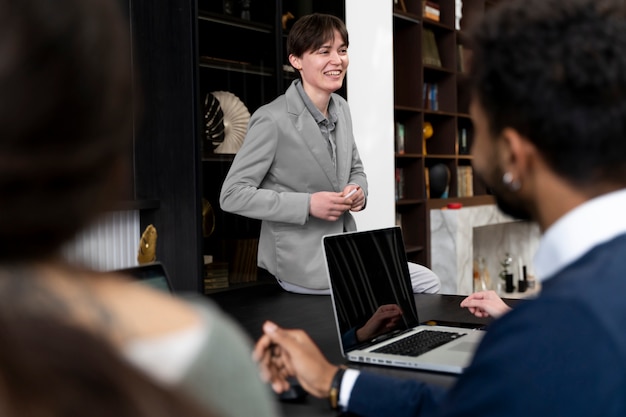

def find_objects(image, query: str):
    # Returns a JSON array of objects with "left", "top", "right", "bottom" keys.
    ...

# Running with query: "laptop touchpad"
[{"left": 448, "top": 342, "right": 477, "bottom": 353}]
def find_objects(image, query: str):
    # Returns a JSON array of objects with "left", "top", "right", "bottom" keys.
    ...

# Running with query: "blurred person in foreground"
[
  {"left": 0, "top": 315, "right": 218, "bottom": 417},
  {"left": 0, "top": 1, "right": 278, "bottom": 416}
]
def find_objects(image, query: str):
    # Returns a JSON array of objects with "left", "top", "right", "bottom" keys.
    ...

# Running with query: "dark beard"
[
  {"left": 490, "top": 190, "right": 533, "bottom": 221},
  {"left": 477, "top": 168, "right": 533, "bottom": 221}
]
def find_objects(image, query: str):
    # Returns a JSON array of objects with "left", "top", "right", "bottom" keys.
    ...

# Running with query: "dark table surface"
[{"left": 210, "top": 283, "right": 515, "bottom": 417}]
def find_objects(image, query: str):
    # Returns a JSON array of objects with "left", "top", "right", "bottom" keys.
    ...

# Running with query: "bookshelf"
[{"left": 393, "top": 0, "right": 500, "bottom": 266}]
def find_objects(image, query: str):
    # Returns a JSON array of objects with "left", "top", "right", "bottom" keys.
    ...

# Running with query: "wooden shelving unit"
[
  {"left": 393, "top": 0, "right": 498, "bottom": 267},
  {"left": 197, "top": 0, "right": 345, "bottom": 294}
]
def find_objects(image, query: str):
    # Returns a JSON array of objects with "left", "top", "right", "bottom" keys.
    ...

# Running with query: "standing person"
[
  {"left": 220, "top": 13, "right": 367, "bottom": 295},
  {"left": 253, "top": 0, "right": 626, "bottom": 416},
  {"left": 0, "top": 1, "right": 278, "bottom": 417},
  {"left": 220, "top": 13, "right": 440, "bottom": 295}
]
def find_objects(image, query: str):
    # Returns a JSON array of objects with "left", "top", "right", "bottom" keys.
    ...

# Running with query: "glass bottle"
[{"left": 473, "top": 257, "right": 490, "bottom": 292}]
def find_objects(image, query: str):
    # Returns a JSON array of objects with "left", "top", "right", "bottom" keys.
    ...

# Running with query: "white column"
[{"left": 346, "top": 0, "right": 395, "bottom": 231}]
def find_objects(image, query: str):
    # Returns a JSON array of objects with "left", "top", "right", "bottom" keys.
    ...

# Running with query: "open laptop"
[
  {"left": 116, "top": 262, "right": 173, "bottom": 293},
  {"left": 322, "top": 226, "right": 485, "bottom": 374}
]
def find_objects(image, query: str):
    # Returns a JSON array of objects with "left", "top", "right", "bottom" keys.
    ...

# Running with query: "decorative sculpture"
[
  {"left": 137, "top": 224, "right": 157, "bottom": 265},
  {"left": 211, "top": 91, "right": 250, "bottom": 154},
  {"left": 204, "top": 92, "right": 225, "bottom": 152}
]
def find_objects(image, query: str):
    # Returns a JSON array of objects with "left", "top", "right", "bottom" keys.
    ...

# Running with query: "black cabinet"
[{"left": 128, "top": 0, "right": 202, "bottom": 292}]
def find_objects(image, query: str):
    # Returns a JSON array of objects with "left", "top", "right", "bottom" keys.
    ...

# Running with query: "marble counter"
[{"left": 430, "top": 204, "right": 541, "bottom": 295}]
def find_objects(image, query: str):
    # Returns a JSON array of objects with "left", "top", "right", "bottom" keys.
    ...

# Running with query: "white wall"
[{"left": 345, "top": 0, "right": 395, "bottom": 231}]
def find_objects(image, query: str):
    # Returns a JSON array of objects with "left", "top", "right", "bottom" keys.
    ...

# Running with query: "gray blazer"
[{"left": 220, "top": 80, "right": 368, "bottom": 290}]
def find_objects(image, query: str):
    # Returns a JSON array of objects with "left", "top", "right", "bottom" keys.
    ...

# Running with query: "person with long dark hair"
[{"left": 0, "top": 1, "right": 277, "bottom": 416}]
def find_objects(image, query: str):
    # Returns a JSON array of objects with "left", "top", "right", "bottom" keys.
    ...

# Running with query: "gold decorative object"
[
  {"left": 211, "top": 91, "right": 250, "bottom": 154},
  {"left": 423, "top": 121, "right": 434, "bottom": 154},
  {"left": 137, "top": 224, "right": 157, "bottom": 264},
  {"left": 282, "top": 11, "right": 294, "bottom": 30},
  {"left": 423, "top": 121, "right": 434, "bottom": 140}
]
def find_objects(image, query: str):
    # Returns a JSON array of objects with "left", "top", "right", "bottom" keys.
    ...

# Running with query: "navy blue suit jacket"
[{"left": 347, "top": 234, "right": 626, "bottom": 417}]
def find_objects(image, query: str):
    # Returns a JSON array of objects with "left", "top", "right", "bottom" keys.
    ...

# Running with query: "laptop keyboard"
[{"left": 372, "top": 330, "right": 465, "bottom": 357}]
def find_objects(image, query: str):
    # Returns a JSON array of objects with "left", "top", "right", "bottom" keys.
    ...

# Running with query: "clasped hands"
[
  {"left": 253, "top": 321, "right": 339, "bottom": 399},
  {"left": 310, "top": 185, "right": 364, "bottom": 222}
]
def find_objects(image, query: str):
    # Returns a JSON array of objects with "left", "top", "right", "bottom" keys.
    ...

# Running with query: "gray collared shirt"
[{"left": 294, "top": 79, "right": 339, "bottom": 166}]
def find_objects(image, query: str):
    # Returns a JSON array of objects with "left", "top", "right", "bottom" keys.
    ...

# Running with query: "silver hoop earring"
[{"left": 502, "top": 172, "right": 521, "bottom": 191}]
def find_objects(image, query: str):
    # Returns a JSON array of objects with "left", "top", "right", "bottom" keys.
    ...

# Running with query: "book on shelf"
[
  {"left": 424, "top": 166, "right": 430, "bottom": 198},
  {"left": 458, "top": 127, "right": 469, "bottom": 154},
  {"left": 422, "top": 29, "right": 441, "bottom": 67},
  {"left": 395, "top": 168, "right": 405, "bottom": 200},
  {"left": 423, "top": 83, "right": 439, "bottom": 111},
  {"left": 462, "top": 47, "right": 474, "bottom": 74},
  {"left": 456, "top": 166, "right": 474, "bottom": 197},
  {"left": 429, "top": 84, "right": 439, "bottom": 110},
  {"left": 227, "top": 238, "right": 258, "bottom": 284},
  {"left": 395, "top": 122, "right": 406, "bottom": 154},
  {"left": 457, "top": 44, "right": 466, "bottom": 72},
  {"left": 423, "top": 0, "right": 440, "bottom": 21}
]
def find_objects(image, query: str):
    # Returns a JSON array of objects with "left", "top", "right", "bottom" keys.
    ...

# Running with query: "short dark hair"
[
  {"left": 0, "top": 0, "right": 134, "bottom": 261},
  {"left": 470, "top": 0, "right": 626, "bottom": 186},
  {"left": 287, "top": 13, "right": 349, "bottom": 58}
]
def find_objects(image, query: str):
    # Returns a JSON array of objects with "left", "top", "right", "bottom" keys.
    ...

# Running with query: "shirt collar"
[
  {"left": 534, "top": 188, "right": 626, "bottom": 281},
  {"left": 294, "top": 79, "right": 338, "bottom": 126}
]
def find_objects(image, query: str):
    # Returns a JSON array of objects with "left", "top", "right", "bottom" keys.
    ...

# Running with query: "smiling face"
[{"left": 289, "top": 29, "right": 348, "bottom": 99}]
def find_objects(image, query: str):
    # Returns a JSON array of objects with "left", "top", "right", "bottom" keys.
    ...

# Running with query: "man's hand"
[
  {"left": 253, "top": 321, "right": 338, "bottom": 398},
  {"left": 460, "top": 290, "right": 512, "bottom": 319}
]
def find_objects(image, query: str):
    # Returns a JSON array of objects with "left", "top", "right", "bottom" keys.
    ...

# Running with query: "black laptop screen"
[{"left": 323, "top": 227, "right": 421, "bottom": 350}]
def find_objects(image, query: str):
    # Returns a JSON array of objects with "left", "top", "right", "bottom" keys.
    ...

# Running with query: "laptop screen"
[
  {"left": 323, "top": 227, "right": 421, "bottom": 351},
  {"left": 116, "top": 262, "right": 173, "bottom": 293}
]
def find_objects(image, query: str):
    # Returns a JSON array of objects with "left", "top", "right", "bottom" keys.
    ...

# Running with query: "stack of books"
[
  {"left": 423, "top": 1, "right": 441, "bottom": 21},
  {"left": 204, "top": 261, "right": 229, "bottom": 292}
]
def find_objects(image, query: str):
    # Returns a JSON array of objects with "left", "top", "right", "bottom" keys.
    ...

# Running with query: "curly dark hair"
[
  {"left": 469, "top": 0, "right": 626, "bottom": 187},
  {"left": 0, "top": 0, "right": 134, "bottom": 261}
]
